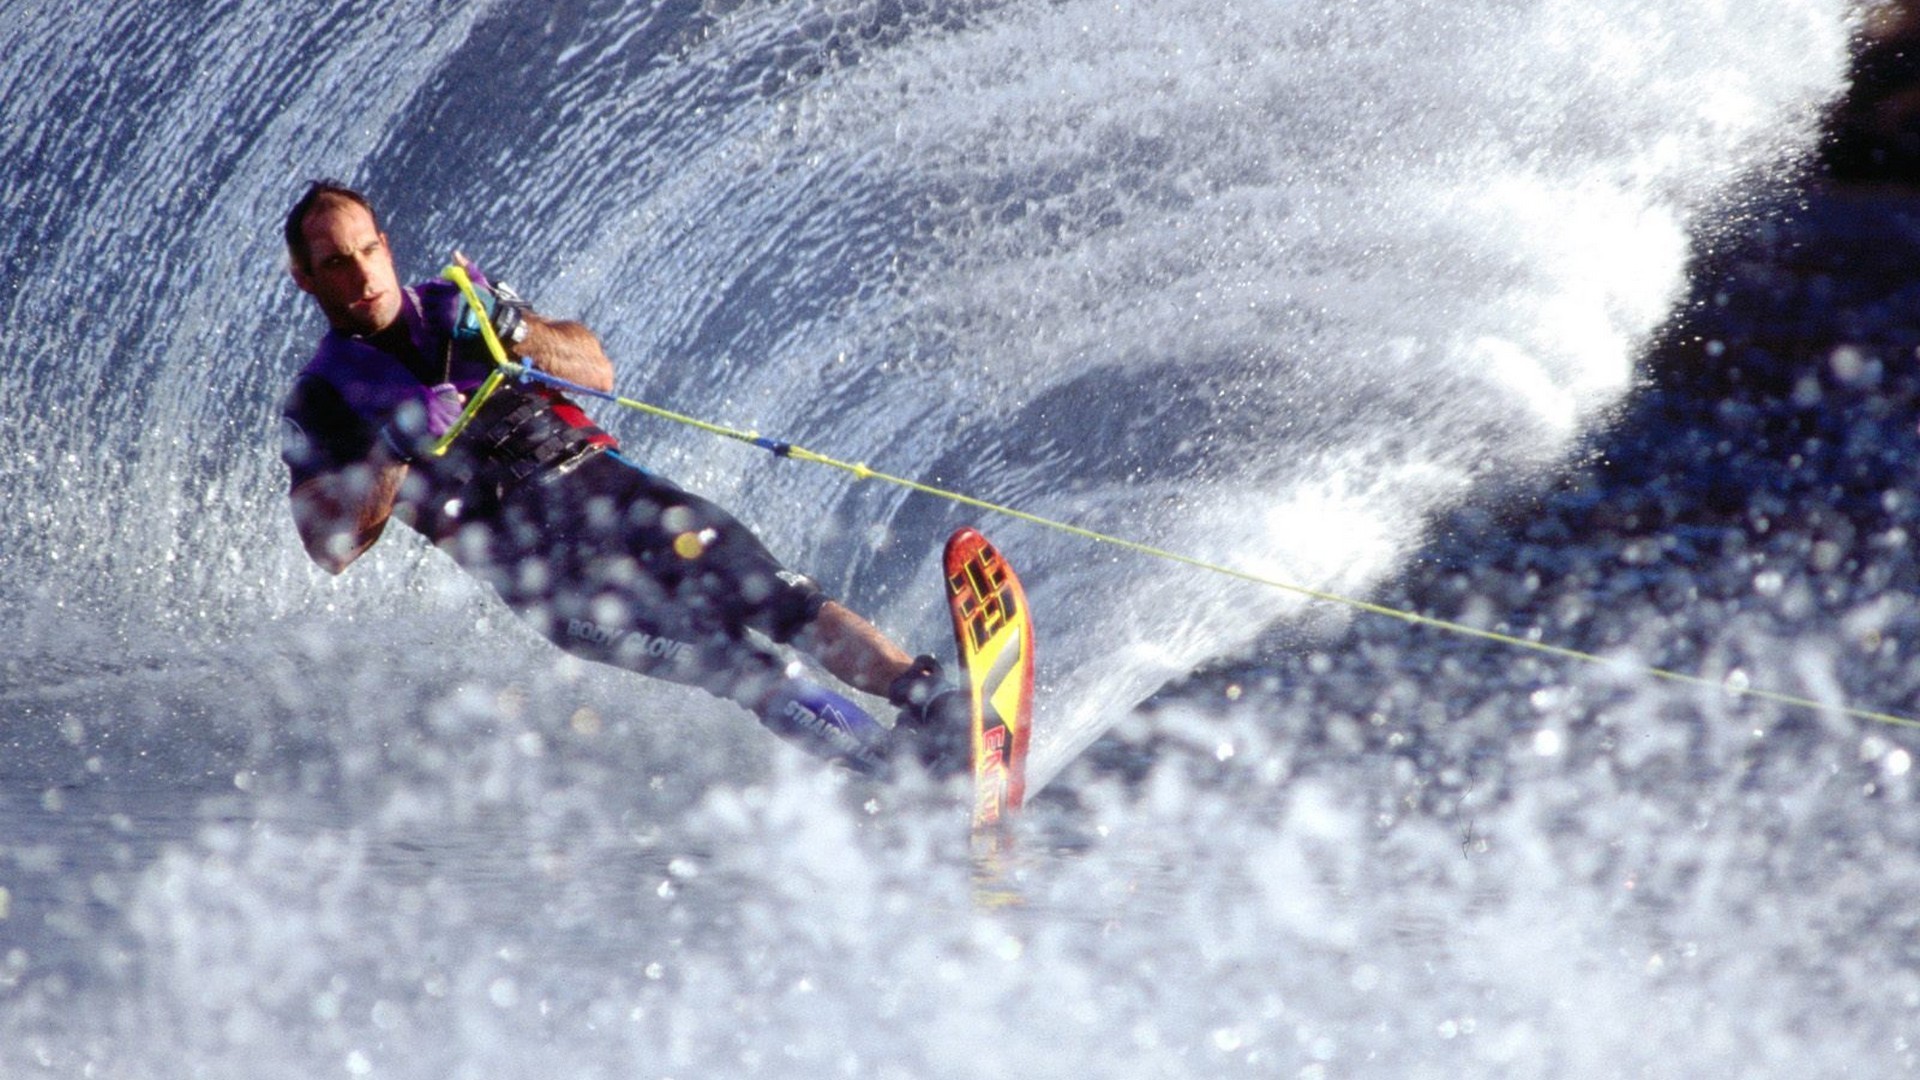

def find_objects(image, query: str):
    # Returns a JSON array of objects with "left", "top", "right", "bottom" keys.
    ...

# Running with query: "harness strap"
[{"left": 464, "top": 389, "right": 604, "bottom": 486}]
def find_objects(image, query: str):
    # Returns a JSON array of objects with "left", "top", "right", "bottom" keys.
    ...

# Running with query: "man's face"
[{"left": 290, "top": 199, "right": 401, "bottom": 335}]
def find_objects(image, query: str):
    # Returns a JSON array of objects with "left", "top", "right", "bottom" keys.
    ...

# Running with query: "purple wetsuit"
[{"left": 280, "top": 280, "right": 842, "bottom": 722}]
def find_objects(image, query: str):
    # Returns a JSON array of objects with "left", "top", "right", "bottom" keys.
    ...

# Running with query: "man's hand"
[
  {"left": 376, "top": 382, "right": 467, "bottom": 462},
  {"left": 451, "top": 250, "right": 530, "bottom": 348},
  {"left": 450, "top": 250, "right": 615, "bottom": 392},
  {"left": 453, "top": 281, "right": 531, "bottom": 348}
]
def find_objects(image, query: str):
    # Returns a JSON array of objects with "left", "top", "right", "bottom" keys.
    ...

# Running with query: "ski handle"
[{"left": 428, "top": 263, "right": 517, "bottom": 457}]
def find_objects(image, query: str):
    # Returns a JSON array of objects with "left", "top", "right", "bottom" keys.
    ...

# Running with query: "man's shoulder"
[
  {"left": 285, "top": 327, "right": 419, "bottom": 430},
  {"left": 291, "top": 329, "right": 344, "bottom": 377},
  {"left": 281, "top": 368, "right": 355, "bottom": 433},
  {"left": 289, "top": 335, "right": 377, "bottom": 409}
]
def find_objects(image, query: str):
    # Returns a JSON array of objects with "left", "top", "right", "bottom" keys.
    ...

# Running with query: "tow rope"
[{"left": 430, "top": 264, "right": 1920, "bottom": 733}]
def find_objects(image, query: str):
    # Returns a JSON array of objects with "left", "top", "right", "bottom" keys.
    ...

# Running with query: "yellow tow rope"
[{"left": 429, "top": 264, "right": 1920, "bottom": 733}]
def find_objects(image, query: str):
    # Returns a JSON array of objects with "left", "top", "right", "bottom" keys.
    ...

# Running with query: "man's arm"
[
  {"left": 289, "top": 451, "right": 409, "bottom": 575},
  {"left": 451, "top": 251, "right": 615, "bottom": 392},
  {"left": 513, "top": 314, "right": 614, "bottom": 393}
]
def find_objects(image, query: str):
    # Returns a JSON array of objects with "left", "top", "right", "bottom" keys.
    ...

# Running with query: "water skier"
[{"left": 276, "top": 181, "right": 966, "bottom": 776}]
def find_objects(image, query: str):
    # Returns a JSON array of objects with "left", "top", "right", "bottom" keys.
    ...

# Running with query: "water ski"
[{"left": 942, "top": 527, "right": 1035, "bottom": 838}]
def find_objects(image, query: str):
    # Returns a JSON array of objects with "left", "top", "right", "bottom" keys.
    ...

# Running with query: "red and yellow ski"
[{"left": 943, "top": 527, "right": 1035, "bottom": 834}]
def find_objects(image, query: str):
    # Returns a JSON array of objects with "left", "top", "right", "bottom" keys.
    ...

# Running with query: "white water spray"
[{"left": 0, "top": 2, "right": 1874, "bottom": 1078}]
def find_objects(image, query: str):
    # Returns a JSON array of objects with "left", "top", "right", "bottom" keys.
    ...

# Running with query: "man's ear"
[{"left": 289, "top": 259, "right": 316, "bottom": 296}]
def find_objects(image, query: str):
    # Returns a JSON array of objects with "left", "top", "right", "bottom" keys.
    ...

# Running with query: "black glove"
[
  {"left": 887, "top": 654, "right": 950, "bottom": 712},
  {"left": 455, "top": 280, "right": 532, "bottom": 347},
  {"left": 489, "top": 281, "right": 532, "bottom": 346}
]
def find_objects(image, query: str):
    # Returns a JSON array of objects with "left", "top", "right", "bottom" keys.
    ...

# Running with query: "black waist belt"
[{"left": 464, "top": 390, "right": 602, "bottom": 487}]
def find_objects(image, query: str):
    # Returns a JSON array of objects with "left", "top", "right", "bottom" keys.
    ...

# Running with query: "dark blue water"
[{"left": 9, "top": 2, "right": 1915, "bottom": 1077}]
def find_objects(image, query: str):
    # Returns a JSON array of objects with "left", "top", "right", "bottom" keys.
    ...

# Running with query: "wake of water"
[{"left": 0, "top": 1, "right": 1880, "bottom": 1077}]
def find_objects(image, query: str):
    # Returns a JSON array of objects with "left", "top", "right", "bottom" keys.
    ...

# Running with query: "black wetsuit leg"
[{"left": 446, "top": 452, "right": 839, "bottom": 718}]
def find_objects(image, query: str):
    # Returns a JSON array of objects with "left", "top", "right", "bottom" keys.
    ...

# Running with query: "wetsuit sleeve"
[{"left": 281, "top": 374, "right": 376, "bottom": 491}]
